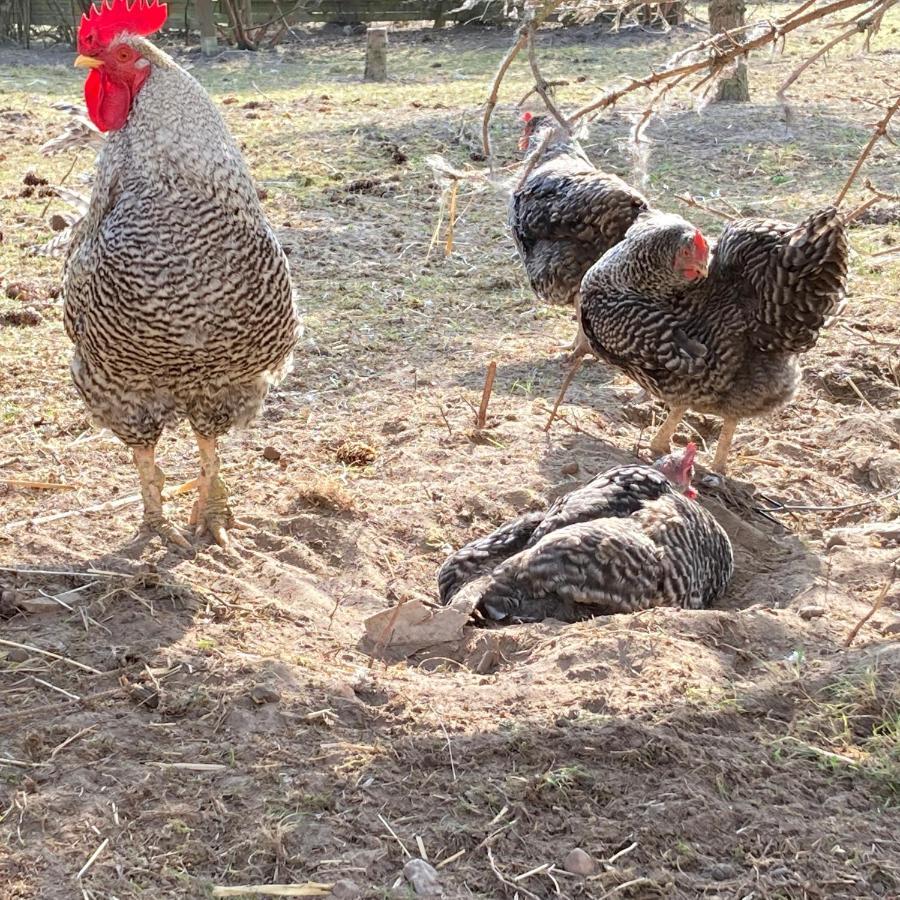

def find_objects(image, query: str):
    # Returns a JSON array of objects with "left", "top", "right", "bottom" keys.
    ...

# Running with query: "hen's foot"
[
  {"left": 189, "top": 474, "right": 248, "bottom": 549},
  {"left": 140, "top": 513, "right": 193, "bottom": 551},
  {"left": 133, "top": 446, "right": 192, "bottom": 551}
]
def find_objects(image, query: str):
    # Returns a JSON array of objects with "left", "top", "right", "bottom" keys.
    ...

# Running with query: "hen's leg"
[
  {"left": 132, "top": 446, "right": 191, "bottom": 551},
  {"left": 649, "top": 405, "right": 687, "bottom": 456},
  {"left": 564, "top": 295, "right": 593, "bottom": 360},
  {"left": 712, "top": 417, "right": 739, "bottom": 475},
  {"left": 190, "top": 432, "right": 244, "bottom": 548},
  {"left": 545, "top": 351, "right": 587, "bottom": 431}
]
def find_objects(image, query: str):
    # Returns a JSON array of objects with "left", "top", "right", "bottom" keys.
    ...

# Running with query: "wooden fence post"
[{"left": 364, "top": 27, "right": 388, "bottom": 82}]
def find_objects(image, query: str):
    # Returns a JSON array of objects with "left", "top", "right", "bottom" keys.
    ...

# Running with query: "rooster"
[
  {"left": 438, "top": 444, "right": 733, "bottom": 623},
  {"left": 508, "top": 113, "right": 650, "bottom": 354},
  {"left": 568, "top": 208, "right": 849, "bottom": 474},
  {"left": 63, "top": 0, "right": 300, "bottom": 548}
]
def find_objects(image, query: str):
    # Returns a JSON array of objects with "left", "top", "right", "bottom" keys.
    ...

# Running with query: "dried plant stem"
[
  {"left": 76, "top": 837, "right": 109, "bottom": 880},
  {"left": 675, "top": 192, "right": 737, "bottom": 221},
  {"left": 844, "top": 565, "right": 897, "bottom": 647},
  {"left": 211, "top": 885, "right": 334, "bottom": 898},
  {"left": 0, "top": 638, "right": 103, "bottom": 675},
  {"left": 835, "top": 92, "right": 900, "bottom": 205}
]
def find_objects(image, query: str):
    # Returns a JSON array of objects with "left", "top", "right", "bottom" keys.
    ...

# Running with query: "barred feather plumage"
[
  {"left": 438, "top": 459, "right": 733, "bottom": 623},
  {"left": 62, "top": 38, "right": 300, "bottom": 445},
  {"left": 580, "top": 207, "right": 849, "bottom": 420},
  {"left": 509, "top": 120, "right": 650, "bottom": 308}
]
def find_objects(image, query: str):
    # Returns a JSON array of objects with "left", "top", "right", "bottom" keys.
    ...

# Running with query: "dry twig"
[
  {"left": 476, "top": 361, "right": 498, "bottom": 429},
  {"left": 844, "top": 563, "right": 897, "bottom": 647},
  {"left": 835, "top": 92, "right": 900, "bottom": 206}
]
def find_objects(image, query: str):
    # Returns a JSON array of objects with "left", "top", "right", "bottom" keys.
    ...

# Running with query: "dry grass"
[{"left": 1, "top": 13, "right": 900, "bottom": 900}]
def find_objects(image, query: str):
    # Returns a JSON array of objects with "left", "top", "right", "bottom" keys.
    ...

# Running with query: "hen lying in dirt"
[{"left": 438, "top": 444, "right": 733, "bottom": 624}]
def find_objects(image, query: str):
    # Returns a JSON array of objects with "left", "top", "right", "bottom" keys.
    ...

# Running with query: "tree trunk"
[
  {"left": 196, "top": 0, "right": 217, "bottom": 57},
  {"left": 364, "top": 27, "right": 388, "bottom": 82},
  {"left": 709, "top": 0, "right": 750, "bottom": 102}
]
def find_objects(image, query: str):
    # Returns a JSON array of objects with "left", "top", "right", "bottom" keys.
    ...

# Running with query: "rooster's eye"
[{"left": 115, "top": 47, "right": 133, "bottom": 63}]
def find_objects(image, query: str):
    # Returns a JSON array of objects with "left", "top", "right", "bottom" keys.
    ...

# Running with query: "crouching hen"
[
  {"left": 577, "top": 208, "right": 848, "bottom": 473},
  {"left": 63, "top": 0, "right": 300, "bottom": 548},
  {"left": 509, "top": 113, "right": 650, "bottom": 354},
  {"left": 438, "top": 444, "right": 733, "bottom": 623}
]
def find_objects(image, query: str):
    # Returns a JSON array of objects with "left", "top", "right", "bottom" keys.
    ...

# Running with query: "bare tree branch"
[
  {"left": 526, "top": 23, "right": 570, "bottom": 130},
  {"left": 481, "top": 0, "right": 566, "bottom": 166},
  {"left": 835, "top": 92, "right": 900, "bottom": 205}
]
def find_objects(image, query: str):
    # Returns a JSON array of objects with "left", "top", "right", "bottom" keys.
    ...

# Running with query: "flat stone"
[
  {"left": 563, "top": 847, "right": 597, "bottom": 876},
  {"left": 403, "top": 858, "right": 443, "bottom": 896},
  {"left": 797, "top": 605, "right": 825, "bottom": 620}
]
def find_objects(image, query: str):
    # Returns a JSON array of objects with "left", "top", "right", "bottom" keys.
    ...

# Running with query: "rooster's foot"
[
  {"left": 141, "top": 514, "right": 193, "bottom": 552},
  {"left": 190, "top": 475, "right": 248, "bottom": 549}
]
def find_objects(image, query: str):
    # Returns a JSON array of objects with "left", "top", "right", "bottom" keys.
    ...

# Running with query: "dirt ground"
[{"left": 1, "top": 14, "right": 899, "bottom": 900}]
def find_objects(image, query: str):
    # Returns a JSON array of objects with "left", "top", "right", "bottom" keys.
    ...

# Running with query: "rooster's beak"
[{"left": 75, "top": 55, "right": 103, "bottom": 69}]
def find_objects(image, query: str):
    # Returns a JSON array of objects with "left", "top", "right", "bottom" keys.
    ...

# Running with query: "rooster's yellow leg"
[
  {"left": 649, "top": 405, "right": 687, "bottom": 456},
  {"left": 132, "top": 446, "right": 192, "bottom": 551},
  {"left": 712, "top": 417, "right": 739, "bottom": 475},
  {"left": 190, "top": 433, "right": 245, "bottom": 548}
]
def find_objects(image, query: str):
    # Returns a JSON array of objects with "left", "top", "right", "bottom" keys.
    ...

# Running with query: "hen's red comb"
[
  {"left": 693, "top": 230, "right": 708, "bottom": 254},
  {"left": 78, "top": 0, "right": 167, "bottom": 52},
  {"left": 522, "top": 111, "right": 533, "bottom": 122}
]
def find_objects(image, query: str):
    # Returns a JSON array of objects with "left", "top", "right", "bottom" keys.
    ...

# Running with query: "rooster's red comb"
[
  {"left": 693, "top": 230, "right": 708, "bottom": 254},
  {"left": 522, "top": 111, "right": 533, "bottom": 122},
  {"left": 78, "top": 0, "right": 167, "bottom": 52}
]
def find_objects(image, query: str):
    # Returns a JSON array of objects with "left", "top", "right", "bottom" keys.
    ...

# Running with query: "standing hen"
[
  {"left": 438, "top": 444, "right": 733, "bottom": 623},
  {"left": 63, "top": 0, "right": 299, "bottom": 548},
  {"left": 508, "top": 113, "right": 650, "bottom": 353},
  {"left": 577, "top": 208, "right": 848, "bottom": 473}
]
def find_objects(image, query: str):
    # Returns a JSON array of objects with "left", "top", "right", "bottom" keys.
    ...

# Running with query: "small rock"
[
  {"left": 403, "top": 858, "right": 443, "bottom": 896},
  {"left": 49, "top": 214, "right": 69, "bottom": 232},
  {"left": 262, "top": 445, "right": 282, "bottom": 462},
  {"left": 17, "top": 596, "right": 63, "bottom": 615},
  {"left": 563, "top": 848, "right": 597, "bottom": 876},
  {"left": 882, "top": 622, "right": 900, "bottom": 636},
  {"left": 5, "top": 647, "right": 30, "bottom": 662},
  {"left": 825, "top": 533, "right": 847, "bottom": 550},
  {"left": 560, "top": 461, "right": 579, "bottom": 476},
  {"left": 329, "top": 879, "right": 362, "bottom": 899},
  {"left": 250, "top": 684, "right": 281, "bottom": 705},
  {"left": 502, "top": 488, "right": 538, "bottom": 508},
  {"left": 709, "top": 862, "right": 737, "bottom": 881},
  {"left": 797, "top": 605, "right": 825, "bottom": 620}
]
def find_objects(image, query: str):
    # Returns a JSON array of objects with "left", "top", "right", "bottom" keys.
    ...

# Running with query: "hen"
[
  {"left": 438, "top": 444, "right": 733, "bottom": 623},
  {"left": 63, "top": 0, "right": 300, "bottom": 548},
  {"left": 577, "top": 208, "right": 848, "bottom": 473},
  {"left": 508, "top": 113, "right": 650, "bottom": 353}
]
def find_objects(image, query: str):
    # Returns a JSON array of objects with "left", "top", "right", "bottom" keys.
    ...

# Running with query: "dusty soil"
[{"left": 1, "top": 16, "right": 899, "bottom": 900}]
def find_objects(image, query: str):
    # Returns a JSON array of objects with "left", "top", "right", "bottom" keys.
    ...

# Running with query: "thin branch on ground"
[
  {"left": 844, "top": 563, "right": 897, "bottom": 647},
  {"left": 675, "top": 192, "right": 738, "bottom": 221}
]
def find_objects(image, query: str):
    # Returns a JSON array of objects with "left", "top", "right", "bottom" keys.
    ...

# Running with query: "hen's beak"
[{"left": 75, "top": 55, "right": 103, "bottom": 69}]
